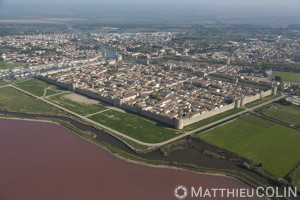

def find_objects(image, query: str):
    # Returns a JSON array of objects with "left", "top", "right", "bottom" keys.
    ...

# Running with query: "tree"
[
  {"left": 275, "top": 76, "right": 282, "bottom": 82},
  {"left": 9, "top": 75, "right": 16, "bottom": 80},
  {"left": 150, "top": 92, "right": 161, "bottom": 100},
  {"left": 278, "top": 98, "right": 292, "bottom": 106}
]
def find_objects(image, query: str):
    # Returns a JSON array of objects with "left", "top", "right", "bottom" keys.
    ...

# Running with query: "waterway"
[
  {"left": 0, "top": 118, "right": 261, "bottom": 200},
  {"left": 67, "top": 26, "right": 116, "bottom": 60},
  {"left": 0, "top": 112, "right": 277, "bottom": 187}
]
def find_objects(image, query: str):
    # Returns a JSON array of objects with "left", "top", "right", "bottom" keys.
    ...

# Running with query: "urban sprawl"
[{"left": 1, "top": 31, "right": 300, "bottom": 128}]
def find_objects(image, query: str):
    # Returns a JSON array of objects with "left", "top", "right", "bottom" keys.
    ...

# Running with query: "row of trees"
[{"left": 232, "top": 61, "right": 300, "bottom": 73}]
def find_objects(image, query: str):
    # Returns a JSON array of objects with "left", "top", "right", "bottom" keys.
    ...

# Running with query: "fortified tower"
[
  {"left": 272, "top": 86, "right": 278, "bottom": 95},
  {"left": 35, "top": 71, "right": 40, "bottom": 78},
  {"left": 146, "top": 55, "right": 150, "bottom": 66},
  {"left": 234, "top": 98, "right": 241, "bottom": 108},
  {"left": 175, "top": 118, "right": 184, "bottom": 130},
  {"left": 117, "top": 54, "right": 123, "bottom": 62},
  {"left": 114, "top": 98, "right": 122, "bottom": 107},
  {"left": 234, "top": 78, "right": 239, "bottom": 84},
  {"left": 260, "top": 90, "right": 264, "bottom": 99},
  {"left": 70, "top": 83, "right": 78, "bottom": 91},
  {"left": 240, "top": 97, "right": 245, "bottom": 107}
]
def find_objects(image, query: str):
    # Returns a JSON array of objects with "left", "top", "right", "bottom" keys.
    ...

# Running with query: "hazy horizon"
[
  {"left": 0, "top": 0, "right": 300, "bottom": 25},
  {"left": 2, "top": 0, "right": 300, "bottom": 6}
]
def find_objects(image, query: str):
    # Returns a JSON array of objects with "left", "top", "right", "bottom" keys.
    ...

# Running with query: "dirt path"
[
  {"left": 43, "top": 86, "right": 54, "bottom": 97},
  {"left": 85, "top": 109, "right": 110, "bottom": 117}
]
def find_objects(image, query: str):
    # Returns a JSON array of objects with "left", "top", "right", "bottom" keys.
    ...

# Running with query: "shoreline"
[
  {"left": 0, "top": 115, "right": 263, "bottom": 190},
  {"left": 4, "top": 109, "right": 295, "bottom": 199}
]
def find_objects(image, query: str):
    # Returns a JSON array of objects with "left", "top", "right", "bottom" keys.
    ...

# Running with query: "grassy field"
[
  {"left": 196, "top": 114, "right": 300, "bottom": 177},
  {"left": 14, "top": 78, "right": 66, "bottom": 97},
  {"left": 276, "top": 72, "right": 300, "bottom": 83},
  {"left": 245, "top": 94, "right": 281, "bottom": 108},
  {"left": 183, "top": 108, "right": 244, "bottom": 132},
  {"left": 13, "top": 78, "right": 182, "bottom": 143},
  {"left": 260, "top": 103, "right": 300, "bottom": 127},
  {"left": 0, "top": 61, "right": 25, "bottom": 70},
  {"left": 88, "top": 110, "right": 182, "bottom": 143},
  {"left": 0, "top": 81, "right": 10, "bottom": 86},
  {"left": 48, "top": 93, "right": 107, "bottom": 116},
  {"left": 0, "top": 86, "right": 67, "bottom": 116}
]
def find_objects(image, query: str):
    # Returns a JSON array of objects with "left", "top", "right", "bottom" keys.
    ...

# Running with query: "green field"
[
  {"left": 48, "top": 93, "right": 107, "bottom": 116},
  {"left": 0, "top": 81, "right": 9, "bottom": 86},
  {"left": 276, "top": 72, "right": 300, "bottom": 83},
  {"left": 0, "top": 61, "right": 25, "bottom": 70},
  {"left": 260, "top": 103, "right": 300, "bottom": 127},
  {"left": 13, "top": 78, "right": 182, "bottom": 143},
  {"left": 196, "top": 114, "right": 300, "bottom": 177},
  {"left": 14, "top": 78, "right": 66, "bottom": 97},
  {"left": 0, "top": 86, "right": 67, "bottom": 116},
  {"left": 245, "top": 94, "right": 281, "bottom": 108},
  {"left": 183, "top": 108, "right": 244, "bottom": 132},
  {"left": 88, "top": 110, "right": 182, "bottom": 143}
]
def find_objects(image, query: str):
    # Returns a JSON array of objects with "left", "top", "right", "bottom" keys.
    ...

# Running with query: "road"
[
  {"left": 10, "top": 85, "right": 152, "bottom": 149},
  {"left": 153, "top": 94, "right": 287, "bottom": 147},
  {"left": 8, "top": 84, "right": 287, "bottom": 148},
  {"left": 0, "top": 84, "right": 9, "bottom": 89}
]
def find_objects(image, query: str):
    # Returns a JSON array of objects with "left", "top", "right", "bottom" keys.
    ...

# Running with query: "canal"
[{"left": 67, "top": 25, "right": 116, "bottom": 60}]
